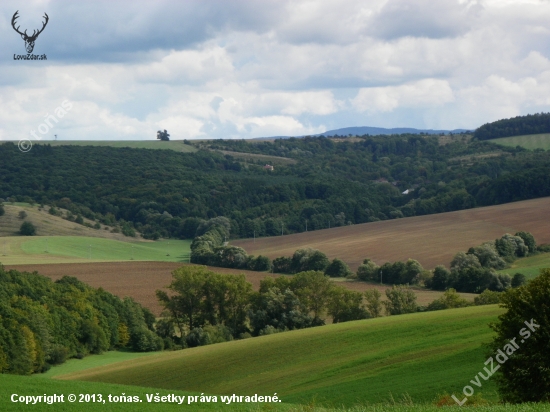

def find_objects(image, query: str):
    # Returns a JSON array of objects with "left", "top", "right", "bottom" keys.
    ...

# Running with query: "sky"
[{"left": 1, "top": 0, "right": 550, "bottom": 141}]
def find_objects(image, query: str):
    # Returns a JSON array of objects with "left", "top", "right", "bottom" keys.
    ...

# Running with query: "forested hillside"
[
  {"left": 1, "top": 135, "right": 550, "bottom": 240},
  {"left": 0, "top": 266, "right": 162, "bottom": 375},
  {"left": 474, "top": 113, "right": 550, "bottom": 140}
]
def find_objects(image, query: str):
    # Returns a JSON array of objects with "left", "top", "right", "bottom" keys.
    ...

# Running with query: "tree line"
[{"left": 474, "top": 112, "right": 550, "bottom": 140}]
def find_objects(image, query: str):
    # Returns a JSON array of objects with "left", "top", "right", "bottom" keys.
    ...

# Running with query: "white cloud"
[
  {"left": 352, "top": 79, "right": 455, "bottom": 113},
  {"left": 2, "top": 0, "right": 550, "bottom": 140}
]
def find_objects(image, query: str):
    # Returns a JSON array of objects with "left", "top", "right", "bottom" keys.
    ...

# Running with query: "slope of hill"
[
  {"left": 0, "top": 204, "right": 133, "bottom": 240},
  {"left": 474, "top": 113, "right": 550, "bottom": 140},
  {"left": 0, "top": 236, "right": 190, "bottom": 265},
  {"left": 491, "top": 133, "right": 550, "bottom": 150},
  {"left": 233, "top": 197, "right": 550, "bottom": 270},
  {"left": 6, "top": 140, "right": 197, "bottom": 153},
  {"left": 3, "top": 375, "right": 549, "bottom": 412},
  {"left": 59, "top": 305, "right": 502, "bottom": 406}
]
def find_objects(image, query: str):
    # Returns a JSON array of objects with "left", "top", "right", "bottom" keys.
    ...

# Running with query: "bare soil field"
[
  {"left": 5, "top": 262, "right": 472, "bottom": 315},
  {"left": 233, "top": 197, "right": 550, "bottom": 271}
]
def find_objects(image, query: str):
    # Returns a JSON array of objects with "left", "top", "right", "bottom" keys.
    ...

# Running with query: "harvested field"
[
  {"left": 233, "top": 197, "right": 550, "bottom": 271},
  {"left": 4, "top": 262, "right": 472, "bottom": 315}
]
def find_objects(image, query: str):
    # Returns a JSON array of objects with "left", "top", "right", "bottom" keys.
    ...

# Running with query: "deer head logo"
[{"left": 11, "top": 11, "right": 49, "bottom": 54}]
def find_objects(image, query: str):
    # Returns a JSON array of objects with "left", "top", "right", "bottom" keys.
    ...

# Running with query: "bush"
[
  {"left": 357, "top": 259, "right": 379, "bottom": 281},
  {"left": 511, "top": 273, "right": 526, "bottom": 288},
  {"left": 474, "top": 289, "right": 502, "bottom": 305},
  {"left": 18, "top": 210, "right": 27, "bottom": 220},
  {"left": 324, "top": 258, "right": 352, "bottom": 278},
  {"left": 515, "top": 231, "right": 536, "bottom": 253},
  {"left": 19, "top": 221, "right": 36, "bottom": 236},
  {"left": 247, "top": 255, "right": 271, "bottom": 271},
  {"left": 272, "top": 257, "right": 292, "bottom": 273},
  {"left": 329, "top": 291, "right": 369, "bottom": 323},
  {"left": 383, "top": 285, "right": 418, "bottom": 315},
  {"left": 426, "top": 289, "right": 471, "bottom": 311},
  {"left": 429, "top": 265, "right": 451, "bottom": 290},
  {"left": 0, "top": 204, "right": 4, "bottom": 216},
  {"left": 291, "top": 248, "right": 329, "bottom": 273}
]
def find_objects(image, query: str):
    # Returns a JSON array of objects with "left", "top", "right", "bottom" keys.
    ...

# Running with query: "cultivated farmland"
[
  {"left": 4, "top": 262, "right": 474, "bottom": 315},
  {"left": 233, "top": 197, "right": 550, "bottom": 271}
]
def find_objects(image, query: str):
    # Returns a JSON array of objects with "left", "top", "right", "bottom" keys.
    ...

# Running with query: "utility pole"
[
  {"left": 328, "top": 221, "right": 331, "bottom": 229},
  {"left": 380, "top": 269, "right": 383, "bottom": 285}
]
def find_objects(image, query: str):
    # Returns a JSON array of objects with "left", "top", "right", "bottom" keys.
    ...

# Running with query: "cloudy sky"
[{"left": 1, "top": 0, "right": 550, "bottom": 141}]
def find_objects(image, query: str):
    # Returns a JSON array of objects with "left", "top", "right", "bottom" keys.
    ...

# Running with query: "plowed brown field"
[
  {"left": 233, "top": 197, "right": 550, "bottom": 271},
  {"left": 5, "top": 262, "right": 472, "bottom": 315}
]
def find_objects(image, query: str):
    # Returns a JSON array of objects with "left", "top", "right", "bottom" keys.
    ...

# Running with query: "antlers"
[{"left": 11, "top": 10, "right": 49, "bottom": 40}]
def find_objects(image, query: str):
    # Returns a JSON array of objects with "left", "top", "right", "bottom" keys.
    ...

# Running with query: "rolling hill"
[
  {"left": 58, "top": 305, "right": 503, "bottom": 407},
  {"left": 233, "top": 197, "right": 550, "bottom": 271}
]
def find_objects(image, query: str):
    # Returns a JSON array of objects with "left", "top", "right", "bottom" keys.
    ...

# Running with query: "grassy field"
[
  {"left": 491, "top": 133, "right": 550, "bottom": 150},
  {"left": 3, "top": 375, "right": 549, "bottom": 412},
  {"left": 0, "top": 204, "right": 134, "bottom": 240},
  {"left": 0, "top": 236, "right": 190, "bottom": 265},
  {"left": 38, "top": 351, "right": 159, "bottom": 379},
  {"left": 18, "top": 140, "right": 198, "bottom": 153},
  {"left": 498, "top": 252, "right": 550, "bottom": 279},
  {"left": 59, "top": 306, "right": 503, "bottom": 407},
  {"left": 233, "top": 197, "right": 550, "bottom": 271}
]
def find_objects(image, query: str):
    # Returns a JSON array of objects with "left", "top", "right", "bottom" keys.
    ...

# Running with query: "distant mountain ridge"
[
  {"left": 254, "top": 126, "right": 470, "bottom": 140},
  {"left": 319, "top": 126, "right": 470, "bottom": 136}
]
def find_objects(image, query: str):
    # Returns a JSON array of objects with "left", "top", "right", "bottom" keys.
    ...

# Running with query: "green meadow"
[
  {"left": 0, "top": 236, "right": 191, "bottom": 264},
  {"left": 498, "top": 252, "right": 550, "bottom": 279},
  {"left": 491, "top": 133, "right": 550, "bottom": 150},
  {"left": 32, "top": 140, "right": 197, "bottom": 153},
  {"left": 59, "top": 306, "right": 504, "bottom": 407},
  {"left": 2, "top": 374, "right": 548, "bottom": 412}
]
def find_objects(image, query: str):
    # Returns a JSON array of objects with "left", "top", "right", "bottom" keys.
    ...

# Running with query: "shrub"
[
  {"left": 18, "top": 210, "right": 27, "bottom": 220},
  {"left": 364, "top": 289, "right": 383, "bottom": 318},
  {"left": 19, "top": 221, "right": 36, "bottom": 236},
  {"left": 511, "top": 273, "right": 526, "bottom": 288},
  {"left": 357, "top": 259, "right": 379, "bottom": 281},
  {"left": 474, "top": 289, "right": 502, "bottom": 305},
  {"left": 324, "top": 258, "right": 352, "bottom": 278},
  {"left": 426, "top": 288, "right": 471, "bottom": 311},
  {"left": 429, "top": 265, "right": 451, "bottom": 290},
  {"left": 383, "top": 285, "right": 418, "bottom": 315}
]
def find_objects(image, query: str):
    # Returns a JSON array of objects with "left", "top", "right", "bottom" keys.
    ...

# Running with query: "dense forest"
[
  {"left": 474, "top": 112, "right": 550, "bottom": 140},
  {"left": 1, "top": 131, "right": 550, "bottom": 241},
  {"left": 0, "top": 266, "right": 162, "bottom": 375}
]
